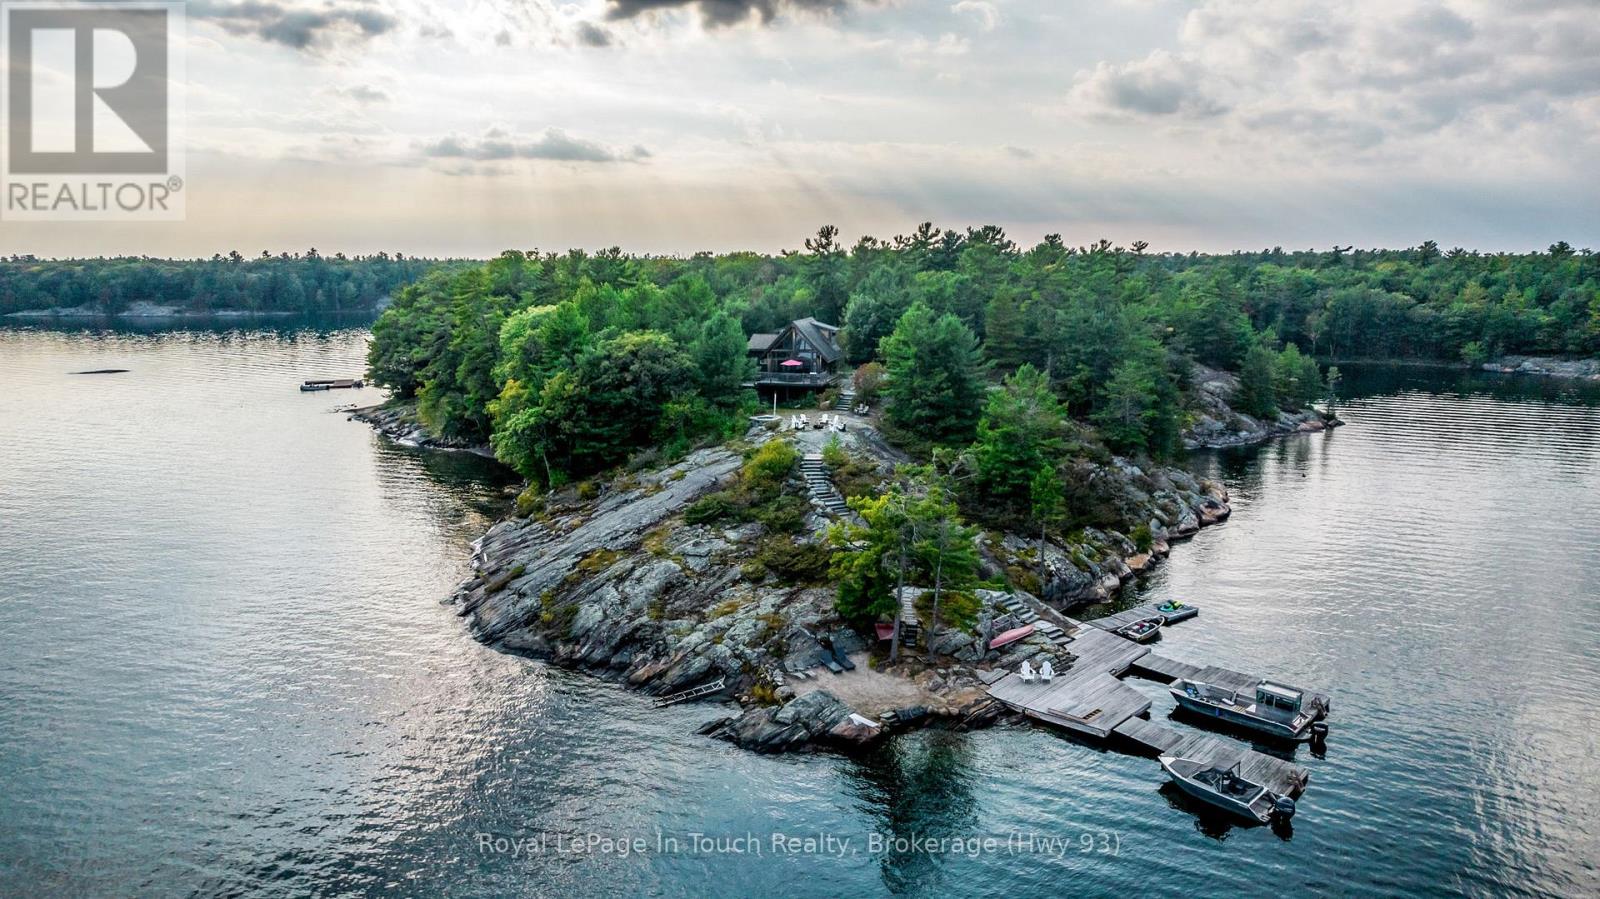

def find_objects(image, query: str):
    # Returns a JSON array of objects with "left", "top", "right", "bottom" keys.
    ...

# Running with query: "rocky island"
[{"left": 361, "top": 383, "right": 1299, "bottom": 754}]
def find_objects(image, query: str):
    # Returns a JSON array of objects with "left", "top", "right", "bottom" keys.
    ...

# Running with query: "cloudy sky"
[{"left": 6, "top": 0, "right": 1599, "bottom": 257}]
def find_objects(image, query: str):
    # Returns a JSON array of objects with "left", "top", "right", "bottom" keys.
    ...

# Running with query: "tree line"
[
  {"left": 0, "top": 251, "right": 434, "bottom": 315},
  {"left": 364, "top": 229, "right": 1599, "bottom": 494}
]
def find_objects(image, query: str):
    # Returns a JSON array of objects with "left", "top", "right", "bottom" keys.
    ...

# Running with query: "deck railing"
[{"left": 753, "top": 371, "right": 836, "bottom": 386}]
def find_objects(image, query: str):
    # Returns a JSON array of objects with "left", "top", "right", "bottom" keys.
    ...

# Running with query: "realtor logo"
[{"left": 2, "top": 1, "right": 185, "bottom": 220}]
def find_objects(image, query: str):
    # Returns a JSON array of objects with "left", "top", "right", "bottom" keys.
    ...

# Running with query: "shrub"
[
  {"left": 853, "top": 362, "right": 886, "bottom": 403},
  {"left": 684, "top": 491, "right": 737, "bottom": 525},
  {"left": 756, "top": 494, "right": 810, "bottom": 534},
  {"left": 1131, "top": 523, "right": 1154, "bottom": 554},
  {"left": 515, "top": 486, "right": 545, "bottom": 518},
  {"left": 754, "top": 536, "right": 831, "bottom": 584},
  {"left": 821, "top": 435, "right": 848, "bottom": 468},
  {"left": 742, "top": 439, "right": 798, "bottom": 493}
]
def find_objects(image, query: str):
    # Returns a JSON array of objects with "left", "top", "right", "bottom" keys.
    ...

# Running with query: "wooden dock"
[
  {"left": 1090, "top": 604, "right": 1164, "bottom": 632},
  {"left": 985, "top": 627, "right": 1153, "bottom": 738},
  {"left": 1130, "top": 654, "right": 1332, "bottom": 717},
  {"left": 1113, "top": 716, "right": 1310, "bottom": 797},
  {"left": 1089, "top": 601, "right": 1197, "bottom": 632},
  {"left": 985, "top": 623, "right": 1323, "bottom": 802}
]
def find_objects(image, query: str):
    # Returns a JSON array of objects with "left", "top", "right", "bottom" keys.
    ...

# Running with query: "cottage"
[{"left": 746, "top": 317, "right": 842, "bottom": 391}]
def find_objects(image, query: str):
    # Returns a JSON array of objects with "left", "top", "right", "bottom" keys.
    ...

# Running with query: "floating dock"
[
  {"left": 1130, "top": 653, "right": 1332, "bottom": 718},
  {"left": 300, "top": 378, "right": 364, "bottom": 392},
  {"left": 1113, "top": 716, "right": 1310, "bottom": 797},
  {"left": 1090, "top": 602, "right": 1198, "bottom": 632},
  {"left": 984, "top": 621, "right": 1320, "bottom": 800}
]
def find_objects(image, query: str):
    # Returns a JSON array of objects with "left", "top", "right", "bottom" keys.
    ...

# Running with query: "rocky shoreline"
[
  {"left": 1482, "top": 355, "right": 1600, "bottom": 380},
  {"left": 349, "top": 403, "right": 496, "bottom": 458},
  {"left": 1184, "top": 365, "right": 1340, "bottom": 449},
  {"left": 382, "top": 405, "right": 1243, "bottom": 755}
]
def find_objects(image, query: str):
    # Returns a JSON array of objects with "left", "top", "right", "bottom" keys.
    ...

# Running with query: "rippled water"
[{"left": 2, "top": 328, "right": 1597, "bottom": 898}]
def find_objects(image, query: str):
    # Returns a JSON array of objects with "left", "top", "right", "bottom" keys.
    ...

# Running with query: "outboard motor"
[
  {"left": 1310, "top": 720, "right": 1330, "bottom": 750},
  {"left": 1271, "top": 796, "right": 1297, "bottom": 821}
]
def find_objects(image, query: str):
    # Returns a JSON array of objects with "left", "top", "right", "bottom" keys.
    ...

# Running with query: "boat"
[
  {"left": 1116, "top": 616, "right": 1163, "bottom": 643},
  {"left": 1159, "top": 755, "right": 1295, "bottom": 824},
  {"left": 1154, "top": 599, "right": 1199, "bottom": 623},
  {"left": 1170, "top": 678, "right": 1319, "bottom": 741}
]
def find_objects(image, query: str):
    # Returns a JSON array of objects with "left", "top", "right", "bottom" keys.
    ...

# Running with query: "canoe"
[
  {"left": 988, "top": 624, "right": 1035, "bottom": 650},
  {"left": 1160, "top": 755, "right": 1294, "bottom": 824}
]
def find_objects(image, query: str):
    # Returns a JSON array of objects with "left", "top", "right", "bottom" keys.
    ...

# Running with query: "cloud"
[
  {"left": 604, "top": 0, "right": 865, "bottom": 28},
  {"left": 420, "top": 128, "right": 650, "bottom": 164},
  {"left": 1071, "top": 0, "right": 1600, "bottom": 155},
  {"left": 576, "top": 21, "right": 615, "bottom": 47},
  {"left": 1072, "top": 49, "right": 1227, "bottom": 118},
  {"left": 190, "top": 1, "right": 398, "bottom": 51},
  {"left": 336, "top": 84, "right": 389, "bottom": 104},
  {"left": 951, "top": 0, "right": 998, "bottom": 33}
]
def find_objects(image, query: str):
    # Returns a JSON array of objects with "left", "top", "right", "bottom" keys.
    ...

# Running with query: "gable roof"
[
  {"left": 748, "top": 332, "right": 779, "bottom": 352},
  {"left": 791, "top": 317, "right": 841, "bottom": 363}
]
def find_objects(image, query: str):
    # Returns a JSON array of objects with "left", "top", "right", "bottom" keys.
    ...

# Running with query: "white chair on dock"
[
  {"left": 1019, "top": 660, "right": 1037, "bottom": 683},
  {"left": 1039, "top": 660, "right": 1054, "bottom": 682}
]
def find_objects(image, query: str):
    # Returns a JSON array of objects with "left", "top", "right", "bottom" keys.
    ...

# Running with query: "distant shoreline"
[{"left": 4, "top": 307, "right": 375, "bottom": 319}]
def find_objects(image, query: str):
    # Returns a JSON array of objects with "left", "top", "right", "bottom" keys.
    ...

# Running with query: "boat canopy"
[{"left": 1256, "top": 681, "right": 1303, "bottom": 709}]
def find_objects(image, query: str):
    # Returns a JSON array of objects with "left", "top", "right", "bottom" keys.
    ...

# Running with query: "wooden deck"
[
  {"left": 1113, "top": 716, "right": 1311, "bottom": 797},
  {"left": 985, "top": 627, "right": 1153, "bottom": 738}
]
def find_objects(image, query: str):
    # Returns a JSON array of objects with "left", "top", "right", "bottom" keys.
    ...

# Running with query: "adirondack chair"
[
  {"left": 1019, "top": 660, "right": 1037, "bottom": 683},
  {"left": 1039, "top": 660, "right": 1055, "bottom": 682}
]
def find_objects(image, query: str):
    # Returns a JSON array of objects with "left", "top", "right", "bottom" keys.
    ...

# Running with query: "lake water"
[{"left": 2, "top": 326, "right": 1597, "bottom": 898}]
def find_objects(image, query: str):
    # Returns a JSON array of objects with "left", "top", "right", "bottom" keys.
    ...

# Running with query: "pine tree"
[
  {"left": 1237, "top": 342, "right": 1279, "bottom": 419},
  {"left": 972, "top": 364, "right": 1066, "bottom": 511},
  {"left": 982, "top": 287, "right": 1027, "bottom": 369},
  {"left": 882, "top": 302, "right": 989, "bottom": 445}
]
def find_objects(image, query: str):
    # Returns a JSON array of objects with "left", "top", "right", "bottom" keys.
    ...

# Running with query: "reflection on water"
[{"left": 2, "top": 331, "right": 1597, "bottom": 898}]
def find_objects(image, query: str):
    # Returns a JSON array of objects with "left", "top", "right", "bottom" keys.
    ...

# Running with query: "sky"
[{"left": 4, "top": 0, "right": 1598, "bottom": 258}]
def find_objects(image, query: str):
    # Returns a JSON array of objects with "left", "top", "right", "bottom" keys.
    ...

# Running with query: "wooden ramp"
[
  {"left": 986, "top": 627, "right": 1153, "bottom": 738},
  {"left": 1113, "top": 717, "right": 1311, "bottom": 797}
]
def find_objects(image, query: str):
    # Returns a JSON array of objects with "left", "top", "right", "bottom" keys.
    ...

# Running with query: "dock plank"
[
  {"left": 1113, "top": 717, "right": 1310, "bottom": 797},
  {"left": 1129, "top": 653, "right": 1203, "bottom": 683}
]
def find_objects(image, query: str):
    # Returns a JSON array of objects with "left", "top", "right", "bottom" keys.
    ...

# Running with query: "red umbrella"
[{"left": 780, "top": 359, "right": 803, "bottom": 367}]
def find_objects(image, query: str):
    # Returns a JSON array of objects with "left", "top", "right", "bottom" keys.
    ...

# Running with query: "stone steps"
[
  {"left": 834, "top": 390, "right": 856, "bottom": 411},
  {"left": 997, "top": 595, "right": 1074, "bottom": 645},
  {"left": 801, "top": 453, "right": 851, "bottom": 516}
]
